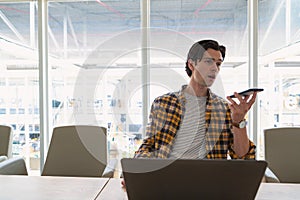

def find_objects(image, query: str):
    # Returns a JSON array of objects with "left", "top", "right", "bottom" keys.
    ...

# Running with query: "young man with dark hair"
[{"left": 134, "top": 39, "right": 257, "bottom": 160}]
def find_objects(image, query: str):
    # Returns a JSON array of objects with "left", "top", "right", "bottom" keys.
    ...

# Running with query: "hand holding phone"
[{"left": 229, "top": 88, "right": 264, "bottom": 98}]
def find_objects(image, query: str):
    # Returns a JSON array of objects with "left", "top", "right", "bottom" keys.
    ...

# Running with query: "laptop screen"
[{"left": 121, "top": 158, "right": 267, "bottom": 200}]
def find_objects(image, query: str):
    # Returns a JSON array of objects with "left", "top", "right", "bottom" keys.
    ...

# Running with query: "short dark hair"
[{"left": 185, "top": 39, "right": 226, "bottom": 77}]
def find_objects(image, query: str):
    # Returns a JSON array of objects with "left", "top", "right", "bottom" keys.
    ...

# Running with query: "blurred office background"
[{"left": 1, "top": 0, "right": 300, "bottom": 173}]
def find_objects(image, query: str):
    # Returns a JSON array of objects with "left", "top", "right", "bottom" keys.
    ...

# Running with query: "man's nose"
[{"left": 211, "top": 62, "right": 219, "bottom": 71}]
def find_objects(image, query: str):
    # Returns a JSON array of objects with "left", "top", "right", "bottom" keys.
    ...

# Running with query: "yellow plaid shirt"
[{"left": 134, "top": 86, "right": 256, "bottom": 159}]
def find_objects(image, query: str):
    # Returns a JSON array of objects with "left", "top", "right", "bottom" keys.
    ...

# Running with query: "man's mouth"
[{"left": 208, "top": 75, "right": 216, "bottom": 79}]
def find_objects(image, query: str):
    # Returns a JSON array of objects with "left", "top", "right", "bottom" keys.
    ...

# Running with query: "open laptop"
[{"left": 121, "top": 158, "right": 267, "bottom": 200}]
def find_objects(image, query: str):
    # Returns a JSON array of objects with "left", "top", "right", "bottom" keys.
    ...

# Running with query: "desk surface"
[
  {"left": 97, "top": 179, "right": 300, "bottom": 200},
  {"left": 96, "top": 178, "right": 127, "bottom": 200},
  {"left": 0, "top": 175, "right": 109, "bottom": 200},
  {"left": 256, "top": 183, "right": 300, "bottom": 200},
  {"left": 0, "top": 176, "right": 300, "bottom": 200}
]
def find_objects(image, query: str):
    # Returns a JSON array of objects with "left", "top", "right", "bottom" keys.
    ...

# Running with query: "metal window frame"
[{"left": 248, "top": 0, "right": 259, "bottom": 146}]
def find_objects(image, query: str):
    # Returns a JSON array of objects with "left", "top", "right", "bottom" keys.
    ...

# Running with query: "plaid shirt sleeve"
[
  {"left": 229, "top": 141, "right": 256, "bottom": 160},
  {"left": 134, "top": 94, "right": 182, "bottom": 158},
  {"left": 133, "top": 101, "right": 158, "bottom": 158},
  {"left": 226, "top": 107, "right": 256, "bottom": 160},
  {"left": 226, "top": 105, "right": 256, "bottom": 160},
  {"left": 206, "top": 93, "right": 256, "bottom": 160}
]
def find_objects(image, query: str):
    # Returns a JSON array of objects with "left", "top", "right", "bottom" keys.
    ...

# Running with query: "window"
[
  {"left": 0, "top": 1, "right": 39, "bottom": 172},
  {"left": 48, "top": 1, "right": 141, "bottom": 161},
  {"left": 258, "top": 0, "right": 300, "bottom": 158},
  {"left": 1, "top": 0, "right": 300, "bottom": 173}
]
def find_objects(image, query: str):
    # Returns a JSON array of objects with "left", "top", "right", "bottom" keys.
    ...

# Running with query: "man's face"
[{"left": 189, "top": 48, "right": 223, "bottom": 87}]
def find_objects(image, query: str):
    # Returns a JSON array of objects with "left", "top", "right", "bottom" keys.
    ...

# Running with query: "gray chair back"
[
  {"left": 0, "top": 125, "right": 12, "bottom": 158},
  {"left": 0, "top": 157, "right": 28, "bottom": 175},
  {"left": 42, "top": 125, "right": 108, "bottom": 177},
  {"left": 264, "top": 127, "right": 300, "bottom": 183}
]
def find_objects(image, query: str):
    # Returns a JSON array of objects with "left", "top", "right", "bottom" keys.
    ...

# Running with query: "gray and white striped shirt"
[{"left": 169, "top": 92, "right": 207, "bottom": 159}]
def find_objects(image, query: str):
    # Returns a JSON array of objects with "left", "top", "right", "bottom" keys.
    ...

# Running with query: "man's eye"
[{"left": 204, "top": 59, "right": 214, "bottom": 64}]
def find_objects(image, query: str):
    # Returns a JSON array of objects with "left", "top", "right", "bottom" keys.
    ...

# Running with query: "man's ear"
[{"left": 188, "top": 59, "right": 194, "bottom": 72}]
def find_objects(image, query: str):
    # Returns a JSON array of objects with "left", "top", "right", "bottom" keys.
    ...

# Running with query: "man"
[{"left": 134, "top": 39, "right": 257, "bottom": 160}]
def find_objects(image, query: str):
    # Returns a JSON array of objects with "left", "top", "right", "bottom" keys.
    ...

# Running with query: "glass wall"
[
  {"left": 149, "top": 0, "right": 249, "bottom": 100},
  {"left": 1, "top": 0, "right": 300, "bottom": 173},
  {"left": 258, "top": 0, "right": 300, "bottom": 158},
  {"left": 47, "top": 1, "right": 142, "bottom": 162},
  {"left": 0, "top": 1, "right": 39, "bottom": 171}
]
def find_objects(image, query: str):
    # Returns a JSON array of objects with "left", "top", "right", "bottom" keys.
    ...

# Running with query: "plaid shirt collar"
[{"left": 176, "top": 84, "right": 215, "bottom": 107}]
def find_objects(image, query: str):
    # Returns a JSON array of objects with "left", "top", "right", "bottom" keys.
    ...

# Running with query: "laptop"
[{"left": 121, "top": 158, "right": 267, "bottom": 200}]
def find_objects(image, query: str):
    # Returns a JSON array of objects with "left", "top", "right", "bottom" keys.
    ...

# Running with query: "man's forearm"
[{"left": 232, "top": 127, "right": 250, "bottom": 157}]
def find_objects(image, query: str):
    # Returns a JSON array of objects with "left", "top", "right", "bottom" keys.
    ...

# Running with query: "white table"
[
  {"left": 96, "top": 178, "right": 127, "bottom": 199},
  {"left": 0, "top": 175, "right": 109, "bottom": 200},
  {"left": 255, "top": 183, "right": 300, "bottom": 200},
  {"left": 1, "top": 176, "right": 299, "bottom": 200},
  {"left": 96, "top": 179, "right": 300, "bottom": 200}
]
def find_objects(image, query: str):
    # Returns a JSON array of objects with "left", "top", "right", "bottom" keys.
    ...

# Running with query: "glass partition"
[
  {"left": 149, "top": 0, "right": 249, "bottom": 101},
  {"left": 47, "top": 1, "right": 142, "bottom": 162},
  {"left": 2, "top": 0, "right": 300, "bottom": 173},
  {"left": 258, "top": 0, "right": 300, "bottom": 158},
  {"left": 0, "top": 1, "right": 39, "bottom": 172}
]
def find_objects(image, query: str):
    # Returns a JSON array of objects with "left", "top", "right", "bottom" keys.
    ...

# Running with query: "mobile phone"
[{"left": 229, "top": 88, "right": 264, "bottom": 98}]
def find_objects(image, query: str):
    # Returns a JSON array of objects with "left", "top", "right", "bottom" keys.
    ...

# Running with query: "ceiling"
[{"left": 0, "top": 0, "right": 300, "bottom": 69}]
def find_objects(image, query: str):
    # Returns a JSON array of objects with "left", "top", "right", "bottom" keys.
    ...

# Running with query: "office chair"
[
  {"left": 0, "top": 156, "right": 7, "bottom": 163},
  {"left": 0, "top": 157, "right": 28, "bottom": 175},
  {"left": 42, "top": 125, "right": 115, "bottom": 177},
  {"left": 264, "top": 127, "right": 300, "bottom": 183},
  {"left": 0, "top": 125, "right": 13, "bottom": 158}
]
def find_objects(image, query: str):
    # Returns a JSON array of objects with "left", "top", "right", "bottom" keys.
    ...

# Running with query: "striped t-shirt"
[{"left": 169, "top": 92, "right": 207, "bottom": 159}]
